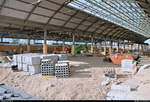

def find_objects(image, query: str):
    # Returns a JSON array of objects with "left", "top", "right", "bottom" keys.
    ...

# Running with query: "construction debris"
[
  {"left": 104, "top": 68, "right": 116, "bottom": 78},
  {"left": 0, "top": 83, "right": 42, "bottom": 100},
  {"left": 101, "top": 78, "right": 111, "bottom": 86}
]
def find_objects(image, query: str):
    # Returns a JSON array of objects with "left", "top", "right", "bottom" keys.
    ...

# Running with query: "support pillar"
[
  {"left": 1, "top": 37, "right": 3, "bottom": 42},
  {"left": 90, "top": 37, "right": 94, "bottom": 54},
  {"left": 131, "top": 44, "right": 133, "bottom": 52},
  {"left": 27, "top": 39, "right": 31, "bottom": 52},
  {"left": 72, "top": 34, "right": 75, "bottom": 56},
  {"left": 43, "top": 30, "right": 48, "bottom": 54},
  {"left": 104, "top": 40, "right": 107, "bottom": 55},
  {"left": 123, "top": 41, "right": 125, "bottom": 52},
  {"left": 138, "top": 44, "right": 140, "bottom": 52},
  {"left": 99, "top": 41, "right": 102, "bottom": 52},
  {"left": 34, "top": 40, "right": 36, "bottom": 45},
  {"left": 144, "top": 45, "right": 147, "bottom": 52},
  {"left": 109, "top": 41, "right": 112, "bottom": 54},
  {"left": 62, "top": 41, "right": 65, "bottom": 52},
  {"left": 141, "top": 44, "right": 144, "bottom": 51},
  {"left": 128, "top": 41, "right": 130, "bottom": 52},
  {"left": 116, "top": 41, "right": 119, "bottom": 53}
]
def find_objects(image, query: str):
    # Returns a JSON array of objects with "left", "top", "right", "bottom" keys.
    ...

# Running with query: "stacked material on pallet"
[
  {"left": 12, "top": 53, "right": 41, "bottom": 75},
  {"left": 55, "top": 61, "right": 70, "bottom": 78},
  {"left": 121, "top": 59, "right": 136, "bottom": 73},
  {"left": 41, "top": 56, "right": 58, "bottom": 76},
  {"left": 12, "top": 53, "right": 69, "bottom": 77},
  {"left": 22, "top": 54, "right": 41, "bottom": 75},
  {"left": 0, "top": 83, "right": 42, "bottom": 100}
]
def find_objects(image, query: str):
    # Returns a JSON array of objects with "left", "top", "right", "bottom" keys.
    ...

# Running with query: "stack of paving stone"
[
  {"left": 55, "top": 60, "right": 70, "bottom": 78},
  {"left": 41, "top": 55, "right": 58, "bottom": 76},
  {"left": 0, "top": 83, "right": 42, "bottom": 100},
  {"left": 12, "top": 53, "right": 41, "bottom": 75}
]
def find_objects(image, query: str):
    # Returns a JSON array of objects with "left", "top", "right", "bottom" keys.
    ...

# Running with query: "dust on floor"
[{"left": 0, "top": 56, "right": 127, "bottom": 100}]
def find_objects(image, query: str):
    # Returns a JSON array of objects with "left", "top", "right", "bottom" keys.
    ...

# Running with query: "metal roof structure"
[{"left": 0, "top": 0, "right": 149, "bottom": 44}]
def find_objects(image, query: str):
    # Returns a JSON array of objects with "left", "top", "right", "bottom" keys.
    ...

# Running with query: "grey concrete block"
[
  {"left": 29, "top": 65, "right": 40, "bottom": 75},
  {"left": 111, "top": 84, "right": 131, "bottom": 92},
  {"left": 0, "top": 87, "right": 7, "bottom": 94}
]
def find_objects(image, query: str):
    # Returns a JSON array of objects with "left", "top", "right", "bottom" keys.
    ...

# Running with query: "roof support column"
[
  {"left": 123, "top": 40, "right": 125, "bottom": 52},
  {"left": 90, "top": 37, "right": 94, "bottom": 54},
  {"left": 144, "top": 44, "right": 147, "bottom": 52},
  {"left": 72, "top": 34, "right": 75, "bottom": 56},
  {"left": 62, "top": 40, "right": 65, "bottom": 52},
  {"left": 131, "top": 44, "right": 133, "bottom": 53},
  {"left": 0, "top": 37, "right": 3, "bottom": 42},
  {"left": 104, "top": 39, "right": 107, "bottom": 55},
  {"left": 99, "top": 41, "right": 102, "bottom": 53},
  {"left": 34, "top": 40, "right": 36, "bottom": 45},
  {"left": 109, "top": 40, "right": 112, "bottom": 54},
  {"left": 138, "top": 44, "right": 140, "bottom": 52},
  {"left": 141, "top": 44, "right": 144, "bottom": 55},
  {"left": 43, "top": 29, "right": 48, "bottom": 54},
  {"left": 116, "top": 40, "right": 119, "bottom": 53},
  {"left": 27, "top": 38, "right": 31, "bottom": 52},
  {"left": 128, "top": 41, "right": 130, "bottom": 53},
  {"left": 139, "top": 44, "right": 141, "bottom": 52}
]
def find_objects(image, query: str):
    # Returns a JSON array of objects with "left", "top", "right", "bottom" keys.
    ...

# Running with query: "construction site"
[{"left": 0, "top": 0, "right": 150, "bottom": 100}]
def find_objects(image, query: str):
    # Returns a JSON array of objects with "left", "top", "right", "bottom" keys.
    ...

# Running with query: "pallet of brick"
[
  {"left": 40, "top": 54, "right": 58, "bottom": 61},
  {"left": 22, "top": 63, "right": 28, "bottom": 72},
  {"left": 55, "top": 63, "right": 70, "bottom": 78},
  {"left": 18, "top": 63, "right": 23, "bottom": 71},
  {"left": 17, "top": 54, "right": 23, "bottom": 63},
  {"left": 12, "top": 55, "right": 18, "bottom": 65},
  {"left": 26, "top": 55, "right": 41, "bottom": 65},
  {"left": 57, "top": 60, "right": 69, "bottom": 64},
  {"left": 28, "top": 65, "right": 41, "bottom": 75},
  {"left": 41, "top": 59, "right": 56, "bottom": 76}
]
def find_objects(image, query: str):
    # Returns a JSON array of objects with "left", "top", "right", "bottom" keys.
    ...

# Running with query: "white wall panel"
[
  {"left": 77, "top": 25, "right": 88, "bottom": 30},
  {"left": 54, "top": 13, "right": 70, "bottom": 21},
  {"left": 5, "top": 0, "right": 33, "bottom": 12},
  {"left": 50, "top": 19, "right": 65, "bottom": 26},
  {"left": 65, "top": 22, "right": 77, "bottom": 29},
  {"left": 60, "top": 7, "right": 76, "bottom": 15},
  {"left": 70, "top": 18, "right": 82, "bottom": 23},
  {"left": 88, "top": 27, "right": 96, "bottom": 32},
  {"left": 21, "top": 0, "right": 35, "bottom": 4},
  {"left": 52, "top": 0, "right": 66, "bottom": 4},
  {"left": 40, "top": 0, "right": 60, "bottom": 10},
  {"left": 82, "top": 21, "right": 92, "bottom": 26},
  {"left": 1, "top": 8, "right": 28, "bottom": 19},
  {"left": 34, "top": 7, "right": 54, "bottom": 17},
  {"left": 75, "top": 12, "right": 87, "bottom": 19},
  {"left": 29, "top": 14, "right": 49, "bottom": 23}
]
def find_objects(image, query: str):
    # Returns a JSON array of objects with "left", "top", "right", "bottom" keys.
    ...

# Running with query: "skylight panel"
[{"left": 68, "top": 0, "right": 150, "bottom": 37}]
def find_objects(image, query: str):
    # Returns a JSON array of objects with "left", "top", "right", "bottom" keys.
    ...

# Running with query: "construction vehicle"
[{"left": 70, "top": 44, "right": 88, "bottom": 55}]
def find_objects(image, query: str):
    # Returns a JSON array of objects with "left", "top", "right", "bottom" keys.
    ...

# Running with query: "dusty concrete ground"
[{"left": 0, "top": 56, "right": 128, "bottom": 100}]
